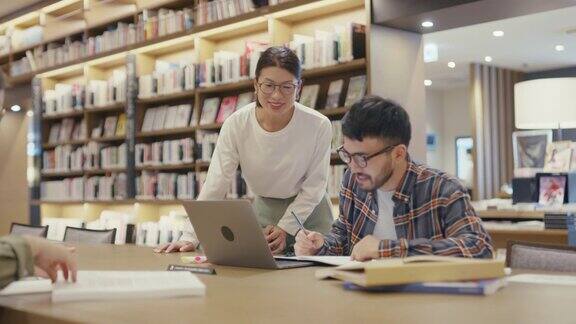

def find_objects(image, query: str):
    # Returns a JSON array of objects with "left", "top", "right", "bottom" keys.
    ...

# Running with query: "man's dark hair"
[{"left": 341, "top": 95, "right": 411, "bottom": 146}]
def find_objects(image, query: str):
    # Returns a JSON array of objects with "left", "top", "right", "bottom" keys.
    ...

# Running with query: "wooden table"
[{"left": 1, "top": 245, "right": 576, "bottom": 324}]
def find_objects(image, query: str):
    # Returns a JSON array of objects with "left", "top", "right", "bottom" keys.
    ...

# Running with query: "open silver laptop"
[{"left": 182, "top": 200, "right": 314, "bottom": 269}]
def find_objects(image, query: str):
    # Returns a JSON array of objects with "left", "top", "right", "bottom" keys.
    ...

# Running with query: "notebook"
[
  {"left": 52, "top": 271, "right": 206, "bottom": 303},
  {"left": 274, "top": 255, "right": 360, "bottom": 267}
]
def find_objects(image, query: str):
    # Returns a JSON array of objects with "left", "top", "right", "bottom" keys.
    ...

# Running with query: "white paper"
[
  {"left": 0, "top": 277, "right": 53, "bottom": 295},
  {"left": 506, "top": 274, "right": 576, "bottom": 286},
  {"left": 52, "top": 271, "right": 205, "bottom": 303}
]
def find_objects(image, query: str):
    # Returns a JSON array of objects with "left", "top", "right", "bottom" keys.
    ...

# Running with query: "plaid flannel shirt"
[{"left": 319, "top": 160, "right": 494, "bottom": 258}]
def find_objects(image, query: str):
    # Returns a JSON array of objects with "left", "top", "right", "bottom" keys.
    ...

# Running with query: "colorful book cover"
[
  {"left": 200, "top": 97, "right": 221, "bottom": 125},
  {"left": 236, "top": 92, "right": 254, "bottom": 110},
  {"left": 344, "top": 75, "right": 367, "bottom": 107},
  {"left": 299, "top": 84, "right": 320, "bottom": 109},
  {"left": 543, "top": 141, "right": 573, "bottom": 172},
  {"left": 216, "top": 96, "right": 238, "bottom": 123},
  {"left": 116, "top": 113, "right": 126, "bottom": 136},
  {"left": 325, "top": 79, "right": 344, "bottom": 109},
  {"left": 538, "top": 175, "right": 566, "bottom": 205}
]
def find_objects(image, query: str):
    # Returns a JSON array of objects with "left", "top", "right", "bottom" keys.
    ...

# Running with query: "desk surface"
[{"left": 1, "top": 245, "right": 575, "bottom": 324}]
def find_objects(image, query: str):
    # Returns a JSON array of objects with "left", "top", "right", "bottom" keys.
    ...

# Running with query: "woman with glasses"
[{"left": 155, "top": 46, "right": 334, "bottom": 255}]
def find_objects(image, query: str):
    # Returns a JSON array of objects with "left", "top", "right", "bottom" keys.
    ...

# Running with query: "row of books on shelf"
[
  {"left": 41, "top": 174, "right": 127, "bottom": 201},
  {"left": 10, "top": 6, "right": 195, "bottom": 77},
  {"left": 0, "top": 25, "right": 43, "bottom": 55},
  {"left": 44, "top": 143, "right": 127, "bottom": 171},
  {"left": 141, "top": 104, "right": 195, "bottom": 131},
  {"left": 135, "top": 139, "right": 195, "bottom": 167},
  {"left": 48, "top": 118, "right": 86, "bottom": 143},
  {"left": 92, "top": 113, "right": 127, "bottom": 139},
  {"left": 299, "top": 74, "right": 367, "bottom": 110},
  {"left": 138, "top": 60, "right": 196, "bottom": 98},
  {"left": 200, "top": 92, "right": 253, "bottom": 125},
  {"left": 43, "top": 75, "right": 126, "bottom": 116},
  {"left": 135, "top": 170, "right": 251, "bottom": 200},
  {"left": 289, "top": 23, "right": 366, "bottom": 70},
  {"left": 8, "top": 0, "right": 296, "bottom": 77}
]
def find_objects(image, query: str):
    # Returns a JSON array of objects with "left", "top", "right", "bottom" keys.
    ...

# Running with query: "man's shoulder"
[{"left": 411, "top": 162, "right": 469, "bottom": 197}]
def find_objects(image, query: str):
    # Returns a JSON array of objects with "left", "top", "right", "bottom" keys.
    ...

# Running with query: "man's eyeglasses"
[
  {"left": 257, "top": 82, "right": 298, "bottom": 96},
  {"left": 336, "top": 144, "right": 397, "bottom": 168}
]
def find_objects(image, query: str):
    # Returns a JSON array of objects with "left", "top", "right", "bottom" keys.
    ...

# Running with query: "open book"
[
  {"left": 52, "top": 271, "right": 205, "bottom": 303},
  {"left": 316, "top": 255, "right": 505, "bottom": 287}
]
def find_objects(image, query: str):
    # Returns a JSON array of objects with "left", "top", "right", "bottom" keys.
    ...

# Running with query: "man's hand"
[
  {"left": 24, "top": 236, "right": 77, "bottom": 283},
  {"left": 294, "top": 230, "right": 324, "bottom": 256},
  {"left": 263, "top": 225, "right": 287, "bottom": 255},
  {"left": 154, "top": 241, "right": 196, "bottom": 253},
  {"left": 350, "top": 235, "right": 380, "bottom": 261}
]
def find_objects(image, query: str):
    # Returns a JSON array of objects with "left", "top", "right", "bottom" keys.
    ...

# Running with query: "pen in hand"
[{"left": 291, "top": 211, "right": 308, "bottom": 236}]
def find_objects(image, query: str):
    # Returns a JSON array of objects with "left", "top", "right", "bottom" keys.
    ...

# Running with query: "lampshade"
[{"left": 514, "top": 78, "right": 576, "bottom": 129}]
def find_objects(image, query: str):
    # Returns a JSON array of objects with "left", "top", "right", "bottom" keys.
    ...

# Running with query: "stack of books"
[
  {"left": 91, "top": 113, "right": 126, "bottom": 139},
  {"left": 136, "top": 212, "right": 192, "bottom": 247},
  {"left": 544, "top": 213, "right": 568, "bottom": 229},
  {"left": 86, "top": 22, "right": 138, "bottom": 56}
]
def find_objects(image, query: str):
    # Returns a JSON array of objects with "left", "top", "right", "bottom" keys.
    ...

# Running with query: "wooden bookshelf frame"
[{"left": 17, "top": 0, "right": 371, "bottom": 223}]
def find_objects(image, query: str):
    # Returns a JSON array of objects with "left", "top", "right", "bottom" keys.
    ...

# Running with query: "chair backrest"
[
  {"left": 506, "top": 241, "right": 576, "bottom": 272},
  {"left": 63, "top": 227, "right": 116, "bottom": 244},
  {"left": 10, "top": 223, "right": 48, "bottom": 238}
]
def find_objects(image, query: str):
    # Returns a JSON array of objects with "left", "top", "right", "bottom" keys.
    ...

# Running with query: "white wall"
[
  {"left": 370, "top": 25, "right": 427, "bottom": 162},
  {"left": 425, "top": 86, "right": 472, "bottom": 178}
]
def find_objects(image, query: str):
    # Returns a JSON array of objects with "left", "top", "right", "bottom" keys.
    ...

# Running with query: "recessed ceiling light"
[
  {"left": 26, "top": 110, "right": 34, "bottom": 117},
  {"left": 10, "top": 105, "right": 21, "bottom": 112},
  {"left": 492, "top": 30, "right": 504, "bottom": 37},
  {"left": 484, "top": 56, "right": 493, "bottom": 63},
  {"left": 424, "top": 79, "right": 433, "bottom": 86},
  {"left": 555, "top": 45, "right": 565, "bottom": 51},
  {"left": 421, "top": 21, "right": 434, "bottom": 28},
  {"left": 447, "top": 61, "right": 456, "bottom": 69}
]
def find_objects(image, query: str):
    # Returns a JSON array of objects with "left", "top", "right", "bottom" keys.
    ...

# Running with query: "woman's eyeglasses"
[{"left": 258, "top": 82, "right": 298, "bottom": 96}]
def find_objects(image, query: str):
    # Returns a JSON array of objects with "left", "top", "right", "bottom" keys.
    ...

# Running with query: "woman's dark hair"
[
  {"left": 255, "top": 46, "right": 301, "bottom": 80},
  {"left": 342, "top": 95, "right": 412, "bottom": 146}
]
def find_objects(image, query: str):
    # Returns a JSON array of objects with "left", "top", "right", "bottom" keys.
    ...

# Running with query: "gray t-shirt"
[{"left": 372, "top": 189, "right": 398, "bottom": 240}]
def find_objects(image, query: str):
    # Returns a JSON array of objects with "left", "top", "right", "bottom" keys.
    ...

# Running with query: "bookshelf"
[{"left": 9, "top": 0, "right": 370, "bottom": 226}]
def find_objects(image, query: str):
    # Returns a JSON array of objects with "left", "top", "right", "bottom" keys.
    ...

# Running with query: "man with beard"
[{"left": 294, "top": 96, "right": 494, "bottom": 261}]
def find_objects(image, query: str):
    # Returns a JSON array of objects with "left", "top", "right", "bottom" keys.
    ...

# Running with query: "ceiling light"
[
  {"left": 555, "top": 45, "right": 565, "bottom": 51},
  {"left": 447, "top": 61, "right": 456, "bottom": 69},
  {"left": 484, "top": 56, "right": 493, "bottom": 63},
  {"left": 10, "top": 105, "right": 21, "bottom": 112},
  {"left": 421, "top": 21, "right": 434, "bottom": 28},
  {"left": 26, "top": 110, "right": 34, "bottom": 117},
  {"left": 424, "top": 79, "right": 433, "bottom": 86},
  {"left": 492, "top": 30, "right": 504, "bottom": 37}
]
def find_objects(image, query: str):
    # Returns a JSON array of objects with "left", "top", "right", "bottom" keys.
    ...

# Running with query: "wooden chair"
[
  {"left": 506, "top": 241, "right": 576, "bottom": 272},
  {"left": 63, "top": 227, "right": 116, "bottom": 244},
  {"left": 10, "top": 223, "right": 48, "bottom": 238}
]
